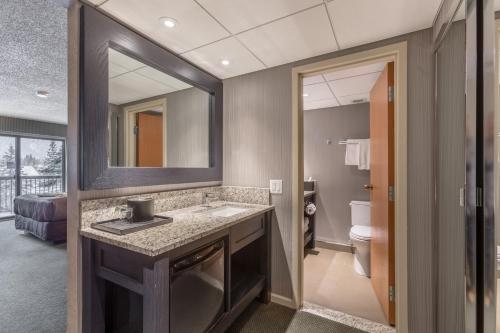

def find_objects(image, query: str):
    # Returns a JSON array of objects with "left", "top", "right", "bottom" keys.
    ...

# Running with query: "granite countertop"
[
  {"left": 80, "top": 201, "right": 274, "bottom": 257},
  {"left": 304, "top": 190, "right": 316, "bottom": 197}
]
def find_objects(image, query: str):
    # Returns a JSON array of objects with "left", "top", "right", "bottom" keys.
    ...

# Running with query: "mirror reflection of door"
[{"left": 135, "top": 111, "right": 163, "bottom": 167}]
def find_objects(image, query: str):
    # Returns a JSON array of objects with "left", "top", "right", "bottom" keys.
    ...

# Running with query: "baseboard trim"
[
  {"left": 271, "top": 293, "right": 296, "bottom": 309},
  {"left": 315, "top": 239, "right": 354, "bottom": 253}
]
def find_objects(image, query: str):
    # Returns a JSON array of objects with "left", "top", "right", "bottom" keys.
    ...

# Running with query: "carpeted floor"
[
  {"left": 227, "top": 302, "right": 366, "bottom": 333},
  {"left": 0, "top": 220, "right": 67, "bottom": 333}
]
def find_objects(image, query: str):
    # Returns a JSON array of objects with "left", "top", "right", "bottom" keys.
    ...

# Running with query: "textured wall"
[
  {"left": 436, "top": 21, "right": 466, "bottom": 333},
  {"left": 223, "top": 28, "right": 436, "bottom": 332},
  {"left": 166, "top": 87, "right": 209, "bottom": 168},
  {"left": 0, "top": 116, "right": 67, "bottom": 138},
  {"left": 223, "top": 65, "right": 295, "bottom": 297},
  {"left": 304, "top": 103, "right": 370, "bottom": 245}
]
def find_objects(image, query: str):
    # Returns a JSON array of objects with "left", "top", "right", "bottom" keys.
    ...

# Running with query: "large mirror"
[
  {"left": 80, "top": 6, "right": 222, "bottom": 190},
  {"left": 107, "top": 48, "right": 210, "bottom": 168}
]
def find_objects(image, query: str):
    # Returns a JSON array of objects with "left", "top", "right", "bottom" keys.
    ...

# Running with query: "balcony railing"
[
  {"left": 0, "top": 176, "right": 15, "bottom": 217},
  {"left": 0, "top": 175, "right": 64, "bottom": 217}
]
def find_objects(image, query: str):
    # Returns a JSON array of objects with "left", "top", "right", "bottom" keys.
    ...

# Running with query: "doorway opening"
[
  {"left": 122, "top": 98, "right": 167, "bottom": 168},
  {"left": 302, "top": 60, "right": 394, "bottom": 327},
  {"left": 292, "top": 42, "right": 408, "bottom": 332}
]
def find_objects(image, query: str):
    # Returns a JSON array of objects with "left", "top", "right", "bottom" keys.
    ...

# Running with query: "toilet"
[{"left": 349, "top": 201, "right": 371, "bottom": 277}]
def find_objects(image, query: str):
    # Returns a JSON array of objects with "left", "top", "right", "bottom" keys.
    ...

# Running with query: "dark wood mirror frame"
[{"left": 79, "top": 5, "right": 222, "bottom": 190}]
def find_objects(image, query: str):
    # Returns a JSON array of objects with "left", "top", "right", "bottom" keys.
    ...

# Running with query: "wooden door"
[
  {"left": 369, "top": 62, "right": 395, "bottom": 325},
  {"left": 136, "top": 112, "right": 163, "bottom": 167}
]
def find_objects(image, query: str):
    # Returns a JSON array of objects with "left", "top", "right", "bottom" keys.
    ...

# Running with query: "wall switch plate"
[{"left": 270, "top": 179, "right": 282, "bottom": 194}]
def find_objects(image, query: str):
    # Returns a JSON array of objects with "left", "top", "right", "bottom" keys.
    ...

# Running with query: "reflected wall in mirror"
[{"left": 107, "top": 48, "right": 210, "bottom": 168}]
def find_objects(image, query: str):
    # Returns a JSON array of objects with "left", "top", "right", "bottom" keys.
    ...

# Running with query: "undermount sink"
[{"left": 196, "top": 206, "right": 250, "bottom": 217}]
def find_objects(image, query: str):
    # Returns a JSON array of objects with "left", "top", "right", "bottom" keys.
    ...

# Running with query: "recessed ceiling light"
[
  {"left": 159, "top": 17, "right": 177, "bottom": 28},
  {"left": 303, "top": 93, "right": 309, "bottom": 97},
  {"left": 221, "top": 59, "right": 230, "bottom": 66},
  {"left": 36, "top": 90, "right": 49, "bottom": 98}
]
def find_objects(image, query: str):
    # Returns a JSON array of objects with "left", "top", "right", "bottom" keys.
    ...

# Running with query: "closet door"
[
  {"left": 433, "top": 0, "right": 496, "bottom": 332},
  {"left": 464, "top": 0, "right": 496, "bottom": 332}
]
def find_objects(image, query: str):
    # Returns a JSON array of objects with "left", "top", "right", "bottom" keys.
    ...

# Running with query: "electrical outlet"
[{"left": 270, "top": 179, "right": 282, "bottom": 194}]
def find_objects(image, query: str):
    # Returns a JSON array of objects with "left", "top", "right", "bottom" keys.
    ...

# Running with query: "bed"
[{"left": 14, "top": 194, "right": 67, "bottom": 242}]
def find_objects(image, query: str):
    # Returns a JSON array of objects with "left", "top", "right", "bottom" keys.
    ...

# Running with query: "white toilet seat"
[{"left": 350, "top": 225, "right": 372, "bottom": 241}]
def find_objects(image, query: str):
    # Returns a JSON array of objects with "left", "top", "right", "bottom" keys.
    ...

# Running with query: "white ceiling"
[
  {"left": 108, "top": 49, "right": 192, "bottom": 105},
  {"left": 87, "top": 0, "right": 442, "bottom": 79},
  {"left": 303, "top": 62, "right": 386, "bottom": 110},
  {"left": 0, "top": 0, "right": 67, "bottom": 124}
]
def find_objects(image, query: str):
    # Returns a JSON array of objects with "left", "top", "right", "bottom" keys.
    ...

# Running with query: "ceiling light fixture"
[
  {"left": 303, "top": 93, "right": 309, "bottom": 97},
  {"left": 159, "top": 17, "right": 177, "bottom": 28},
  {"left": 36, "top": 90, "right": 49, "bottom": 98},
  {"left": 221, "top": 59, "right": 230, "bottom": 66}
]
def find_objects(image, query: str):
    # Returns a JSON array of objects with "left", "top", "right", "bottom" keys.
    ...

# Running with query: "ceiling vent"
[{"left": 352, "top": 98, "right": 365, "bottom": 104}]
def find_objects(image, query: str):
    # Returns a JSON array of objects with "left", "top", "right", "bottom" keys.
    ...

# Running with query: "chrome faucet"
[{"left": 202, "top": 192, "right": 218, "bottom": 207}]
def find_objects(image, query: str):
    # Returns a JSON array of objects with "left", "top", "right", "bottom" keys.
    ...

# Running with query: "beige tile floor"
[{"left": 304, "top": 248, "right": 390, "bottom": 326}]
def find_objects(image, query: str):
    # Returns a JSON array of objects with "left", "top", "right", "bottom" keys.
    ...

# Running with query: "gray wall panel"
[
  {"left": 0, "top": 116, "right": 66, "bottom": 138},
  {"left": 304, "top": 104, "right": 370, "bottom": 245},
  {"left": 405, "top": 27, "right": 436, "bottom": 333},
  {"left": 223, "top": 28, "right": 437, "bottom": 332},
  {"left": 436, "top": 21, "right": 466, "bottom": 333},
  {"left": 166, "top": 87, "right": 209, "bottom": 168},
  {"left": 223, "top": 65, "right": 294, "bottom": 297}
]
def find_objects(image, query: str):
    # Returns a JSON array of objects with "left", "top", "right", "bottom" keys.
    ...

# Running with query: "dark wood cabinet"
[{"left": 82, "top": 211, "right": 272, "bottom": 333}]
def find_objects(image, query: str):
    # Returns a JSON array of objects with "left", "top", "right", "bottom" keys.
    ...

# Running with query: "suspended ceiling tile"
[
  {"left": 182, "top": 37, "right": 265, "bottom": 79},
  {"left": 337, "top": 93, "right": 370, "bottom": 106},
  {"left": 237, "top": 6, "right": 338, "bottom": 67},
  {"left": 323, "top": 62, "right": 385, "bottom": 81},
  {"left": 197, "top": 0, "right": 323, "bottom": 34},
  {"left": 109, "top": 72, "right": 175, "bottom": 105},
  {"left": 303, "top": 74, "right": 325, "bottom": 85},
  {"left": 108, "top": 48, "right": 146, "bottom": 78},
  {"left": 109, "top": 62, "right": 129, "bottom": 78},
  {"left": 304, "top": 98, "right": 339, "bottom": 110},
  {"left": 303, "top": 82, "right": 334, "bottom": 101},
  {"left": 135, "top": 67, "right": 192, "bottom": 90},
  {"left": 328, "top": 0, "right": 441, "bottom": 49},
  {"left": 100, "top": 0, "right": 230, "bottom": 53},
  {"left": 328, "top": 72, "right": 381, "bottom": 97}
]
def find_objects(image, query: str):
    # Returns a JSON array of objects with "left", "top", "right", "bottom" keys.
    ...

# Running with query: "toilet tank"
[{"left": 350, "top": 201, "right": 371, "bottom": 226}]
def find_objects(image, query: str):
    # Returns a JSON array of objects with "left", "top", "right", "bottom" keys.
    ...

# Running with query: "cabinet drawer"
[{"left": 231, "top": 215, "right": 265, "bottom": 253}]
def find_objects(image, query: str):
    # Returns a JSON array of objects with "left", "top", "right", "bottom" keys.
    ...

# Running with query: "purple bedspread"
[
  {"left": 14, "top": 194, "right": 67, "bottom": 222},
  {"left": 15, "top": 215, "right": 67, "bottom": 242}
]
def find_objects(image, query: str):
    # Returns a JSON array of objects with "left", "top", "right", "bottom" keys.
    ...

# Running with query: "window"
[{"left": 0, "top": 135, "right": 65, "bottom": 219}]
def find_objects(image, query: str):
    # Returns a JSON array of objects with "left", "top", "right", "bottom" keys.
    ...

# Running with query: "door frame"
[
  {"left": 291, "top": 41, "right": 408, "bottom": 332},
  {"left": 123, "top": 98, "right": 167, "bottom": 167}
]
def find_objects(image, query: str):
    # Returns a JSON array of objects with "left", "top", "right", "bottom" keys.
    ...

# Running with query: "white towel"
[
  {"left": 357, "top": 139, "right": 370, "bottom": 170},
  {"left": 344, "top": 139, "right": 360, "bottom": 166}
]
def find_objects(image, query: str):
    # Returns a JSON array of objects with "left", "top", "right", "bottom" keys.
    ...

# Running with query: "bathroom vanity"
[
  {"left": 81, "top": 201, "right": 273, "bottom": 333},
  {"left": 76, "top": 5, "right": 273, "bottom": 332}
]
